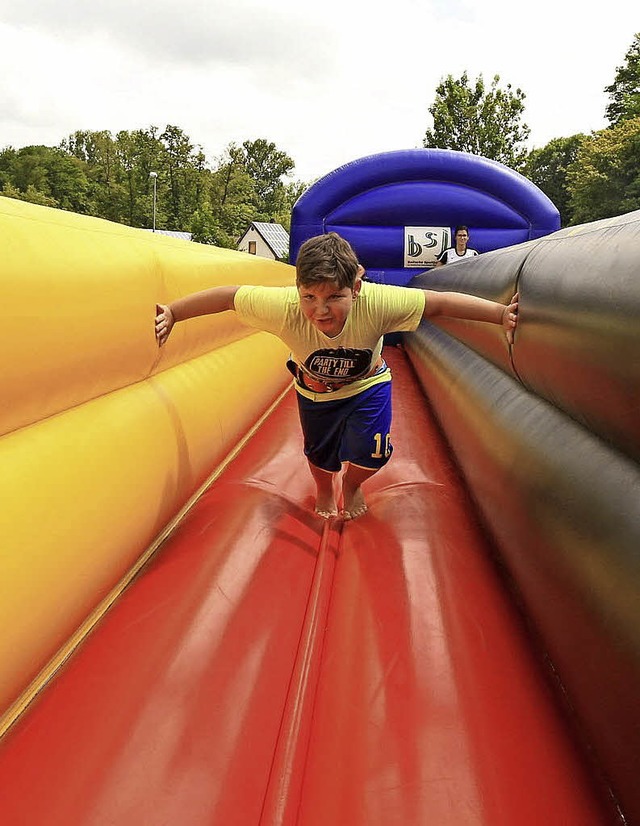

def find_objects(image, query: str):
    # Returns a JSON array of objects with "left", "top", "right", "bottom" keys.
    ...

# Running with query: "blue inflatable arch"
[{"left": 290, "top": 148, "right": 560, "bottom": 285}]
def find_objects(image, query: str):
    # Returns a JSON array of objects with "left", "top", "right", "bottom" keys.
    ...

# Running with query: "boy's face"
[{"left": 298, "top": 270, "right": 363, "bottom": 337}]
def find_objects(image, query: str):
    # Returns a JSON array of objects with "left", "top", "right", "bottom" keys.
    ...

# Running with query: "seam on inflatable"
[
  {"left": 509, "top": 256, "right": 526, "bottom": 385},
  {"left": 0, "top": 382, "right": 293, "bottom": 742},
  {"left": 0, "top": 328, "right": 274, "bottom": 441},
  {"left": 259, "top": 518, "right": 342, "bottom": 826}
]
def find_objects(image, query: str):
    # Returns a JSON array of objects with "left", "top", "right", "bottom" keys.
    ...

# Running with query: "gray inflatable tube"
[{"left": 406, "top": 210, "right": 640, "bottom": 824}]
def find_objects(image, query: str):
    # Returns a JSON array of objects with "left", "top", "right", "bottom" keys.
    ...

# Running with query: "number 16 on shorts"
[{"left": 371, "top": 432, "right": 391, "bottom": 459}]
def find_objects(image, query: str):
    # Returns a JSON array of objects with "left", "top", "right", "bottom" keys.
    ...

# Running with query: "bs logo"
[{"left": 407, "top": 231, "right": 439, "bottom": 256}]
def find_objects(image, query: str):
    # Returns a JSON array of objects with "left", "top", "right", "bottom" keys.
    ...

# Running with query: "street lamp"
[{"left": 149, "top": 171, "right": 158, "bottom": 232}]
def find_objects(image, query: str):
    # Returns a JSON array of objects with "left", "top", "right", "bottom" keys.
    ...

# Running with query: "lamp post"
[{"left": 149, "top": 171, "right": 158, "bottom": 232}]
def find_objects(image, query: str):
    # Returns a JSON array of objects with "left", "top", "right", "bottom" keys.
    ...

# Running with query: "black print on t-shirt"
[{"left": 304, "top": 348, "right": 373, "bottom": 380}]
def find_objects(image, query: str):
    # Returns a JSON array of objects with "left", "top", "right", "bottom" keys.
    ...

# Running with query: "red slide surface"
[{"left": 0, "top": 348, "right": 619, "bottom": 825}]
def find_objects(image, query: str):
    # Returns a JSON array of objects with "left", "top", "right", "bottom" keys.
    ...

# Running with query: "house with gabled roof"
[{"left": 237, "top": 221, "right": 289, "bottom": 261}]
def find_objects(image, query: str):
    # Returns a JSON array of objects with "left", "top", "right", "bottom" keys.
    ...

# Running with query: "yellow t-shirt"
[{"left": 234, "top": 281, "right": 426, "bottom": 401}]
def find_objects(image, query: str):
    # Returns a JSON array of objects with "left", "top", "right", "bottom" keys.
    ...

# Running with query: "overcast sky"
[{"left": 0, "top": 0, "right": 637, "bottom": 183}]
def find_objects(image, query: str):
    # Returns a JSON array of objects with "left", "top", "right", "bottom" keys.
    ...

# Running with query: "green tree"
[
  {"left": 60, "top": 125, "right": 212, "bottom": 232},
  {"left": 424, "top": 72, "right": 530, "bottom": 169},
  {"left": 0, "top": 147, "right": 18, "bottom": 190},
  {"left": 61, "top": 129, "right": 128, "bottom": 221},
  {"left": 566, "top": 117, "right": 640, "bottom": 224},
  {"left": 189, "top": 205, "right": 231, "bottom": 246},
  {"left": 605, "top": 32, "right": 640, "bottom": 126},
  {"left": 209, "top": 149, "right": 257, "bottom": 244},
  {"left": 205, "top": 139, "right": 299, "bottom": 246},
  {"left": 3, "top": 127, "right": 301, "bottom": 245},
  {"left": 0, "top": 145, "right": 90, "bottom": 212},
  {"left": 523, "top": 135, "right": 586, "bottom": 226},
  {"left": 271, "top": 179, "right": 309, "bottom": 231},
  {"left": 115, "top": 127, "right": 165, "bottom": 228},
  {"left": 235, "top": 138, "right": 295, "bottom": 217},
  {"left": 159, "top": 125, "right": 205, "bottom": 230},
  {"left": 1, "top": 182, "right": 57, "bottom": 207}
]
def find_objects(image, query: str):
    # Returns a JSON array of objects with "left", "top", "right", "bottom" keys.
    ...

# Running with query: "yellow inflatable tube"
[{"left": 0, "top": 197, "right": 293, "bottom": 720}]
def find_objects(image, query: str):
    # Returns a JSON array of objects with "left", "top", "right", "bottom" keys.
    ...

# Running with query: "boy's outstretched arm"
[
  {"left": 423, "top": 290, "right": 519, "bottom": 345},
  {"left": 155, "top": 285, "right": 240, "bottom": 346}
]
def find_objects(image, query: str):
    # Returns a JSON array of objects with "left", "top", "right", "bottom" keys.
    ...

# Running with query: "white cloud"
[
  {"left": 0, "top": 0, "right": 332, "bottom": 74},
  {"left": 0, "top": 0, "right": 637, "bottom": 182}
]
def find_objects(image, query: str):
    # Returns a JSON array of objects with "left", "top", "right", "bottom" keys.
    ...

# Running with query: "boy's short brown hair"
[{"left": 295, "top": 232, "right": 360, "bottom": 289}]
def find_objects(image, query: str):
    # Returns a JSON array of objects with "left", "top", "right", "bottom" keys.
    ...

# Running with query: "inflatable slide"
[{"left": 0, "top": 151, "right": 638, "bottom": 824}]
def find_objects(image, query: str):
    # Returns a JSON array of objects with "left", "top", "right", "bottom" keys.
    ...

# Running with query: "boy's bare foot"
[
  {"left": 340, "top": 487, "right": 368, "bottom": 521},
  {"left": 314, "top": 491, "right": 338, "bottom": 519},
  {"left": 308, "top": 462, "right": 338, "bottom": 518}
]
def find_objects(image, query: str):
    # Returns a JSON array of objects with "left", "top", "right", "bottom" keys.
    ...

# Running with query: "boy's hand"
[
  {"left": 155, "top": 303, "right": 174, "bottom": 347},
  {"left": 502, "top": 292, "right": 519, "bottom": 345}
]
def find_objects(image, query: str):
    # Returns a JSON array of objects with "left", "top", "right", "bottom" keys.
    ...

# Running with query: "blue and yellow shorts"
[{"left": 296, "top": 381, "right": 393, "bottom": 473}]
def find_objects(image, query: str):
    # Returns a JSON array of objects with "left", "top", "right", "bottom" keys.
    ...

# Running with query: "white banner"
[{"left": 404, "top": 226, "right": 450, "bottom": 268}]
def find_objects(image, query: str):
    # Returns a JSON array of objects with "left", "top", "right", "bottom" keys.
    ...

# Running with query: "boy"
[
  {"left": 155, "top": 232, "right": 518, "bottom": 520},
  {"left": 434, "top": 225, "right": 479, "bottom": 267}
]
